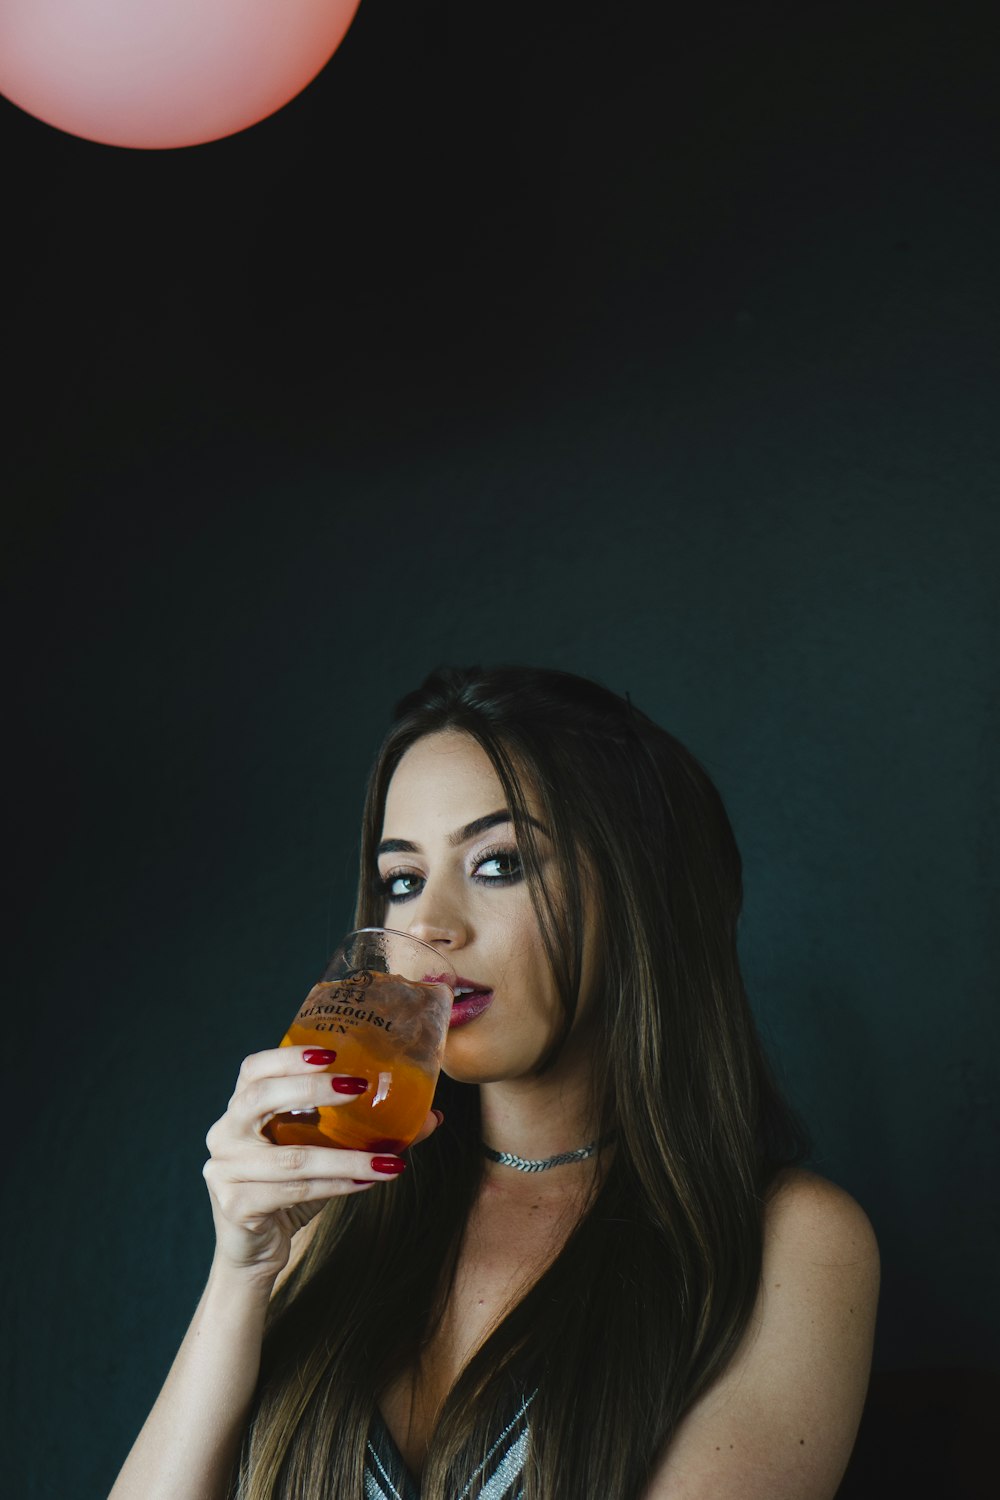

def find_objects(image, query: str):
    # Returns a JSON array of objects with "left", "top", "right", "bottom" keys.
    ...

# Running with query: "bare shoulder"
[
  {"left": 644, "top": 1168, "right": 879, "bottom": 1499},
  {"left": 764, "top": 1166, "right": 880, "bottom": 1269}
]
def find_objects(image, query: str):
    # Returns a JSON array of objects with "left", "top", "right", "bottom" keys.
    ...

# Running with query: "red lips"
[
  {"left": 448, "top": 990, "right": 494, "bottom": 1028},
  {"left": 423, "top": 974, "right": 494, "bottom": 1027},
  {"left": 419, "top": 972, "right": 491, "bottom": 996}
]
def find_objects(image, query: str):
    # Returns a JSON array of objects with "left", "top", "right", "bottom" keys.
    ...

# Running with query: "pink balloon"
[{"left": 0, "top": 0, "right": 363, "bottom": 149}]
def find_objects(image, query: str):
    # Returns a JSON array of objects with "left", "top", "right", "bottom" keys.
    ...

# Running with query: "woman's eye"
[
  {"left": 380, "top": 850, "right": 522, "bottom": 901},
  {"left": 473, "top": 850, "right": 522, "bottom": 883},
  {"left": 382, "top": 872, "right": 423, "bottom": 901}
]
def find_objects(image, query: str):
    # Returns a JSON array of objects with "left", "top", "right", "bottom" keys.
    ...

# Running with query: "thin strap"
[
  {"left": 455, "top": 1390, "right": 537, "bottom": 1499},
  {"left": 365, "top": 1412, "right": 419, "bottom": 1500},
  {"left": 364, "top": 1389, "right": 536, "bottom": 1500}
]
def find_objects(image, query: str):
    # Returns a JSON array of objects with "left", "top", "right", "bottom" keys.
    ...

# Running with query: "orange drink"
[{"left": 263, "top": 931, "right": 454, "bottom": 1153}]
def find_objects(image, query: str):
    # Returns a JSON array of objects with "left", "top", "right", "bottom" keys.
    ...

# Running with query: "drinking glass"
[{"left": 263, "top": 928, "right": 455, "bottom": 1153}]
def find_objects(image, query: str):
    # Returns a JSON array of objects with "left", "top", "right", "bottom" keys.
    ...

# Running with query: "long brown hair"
[{"left": 237, "top": 666, "right": 809, "bottom": 1498}]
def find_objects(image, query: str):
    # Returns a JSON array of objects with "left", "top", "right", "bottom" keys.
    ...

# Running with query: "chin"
[
  {"left": 441, "top": 1036, "right": 543, "bottom": 1086},
  {"left": 440, "top": 1055, "right": 513, "bottom": 1086}
]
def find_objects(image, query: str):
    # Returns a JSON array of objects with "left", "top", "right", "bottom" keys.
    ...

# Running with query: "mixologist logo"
[{"left": 298, "top": 973, "right": 391, "bottom": 1035}]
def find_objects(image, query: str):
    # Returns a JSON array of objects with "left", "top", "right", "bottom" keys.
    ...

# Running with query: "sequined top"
[{"left": 363, "top": 1390, "right": 535, "bottom": 1500}]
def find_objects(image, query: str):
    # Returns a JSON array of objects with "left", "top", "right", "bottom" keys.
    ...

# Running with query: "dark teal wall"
[{"left": 4, "top": 3, "right": 998, "bottom": 1495}]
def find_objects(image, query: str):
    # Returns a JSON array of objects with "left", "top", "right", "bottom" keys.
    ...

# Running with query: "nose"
[{"left": 403, "top": 886, "right": 468, "bottom": 953}]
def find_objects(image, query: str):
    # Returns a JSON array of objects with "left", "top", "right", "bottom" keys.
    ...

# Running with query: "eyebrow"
[{"left": 377, "top": 809, "right": 548, "bottom": 857}]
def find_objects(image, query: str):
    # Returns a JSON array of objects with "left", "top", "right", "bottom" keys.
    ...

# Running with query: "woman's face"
[{"left": 376, "top": 730, "right": 596, "bottom": 1084}]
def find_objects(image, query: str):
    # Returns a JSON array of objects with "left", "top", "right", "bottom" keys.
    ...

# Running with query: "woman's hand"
[{"left": 202, "top": 1046, "right": 440, "bottom": 1287}]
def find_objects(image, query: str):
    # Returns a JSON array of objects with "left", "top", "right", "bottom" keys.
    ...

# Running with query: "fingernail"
[
  {"left": 431, "top": 1108, "right": 445, "bottom": 1126},
  {"left": 332, "top": 1077, "right": 368, "bottom": 1095},
  {"left": 371, "top": 1156, "right": 406, "bottom": 1175},
  {"left": 303, "top": 1048, "right": 337, "bottom": 1065}
]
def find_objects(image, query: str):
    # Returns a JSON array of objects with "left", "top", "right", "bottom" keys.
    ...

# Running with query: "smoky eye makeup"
[
  {"left": 376, "top": 841, "right": 526, "bottom": 903},
  {"left": 469, "top": 843, "right": 523, "bottom": 885},
  {"left": 379, "top": 869, "right": 423, "bottom": 902}
]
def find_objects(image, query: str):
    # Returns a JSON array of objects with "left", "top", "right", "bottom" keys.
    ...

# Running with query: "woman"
[{"left": 110, "top": 665, "right": 879, "bottom": 1500}]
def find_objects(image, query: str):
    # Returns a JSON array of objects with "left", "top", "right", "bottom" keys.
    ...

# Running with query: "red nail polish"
[
  {"left": 331, "top": 1077, "right": 368, "bottom": 1095},
  {"left": 431, "top": 1108, "right": 445, "bottom": 1126},
  {"left": 371, "top": 1156, "right": 406, "bottom": 1175},
  {"left": 303, "top": 1048, "right": 337, "bottom": 1065}
]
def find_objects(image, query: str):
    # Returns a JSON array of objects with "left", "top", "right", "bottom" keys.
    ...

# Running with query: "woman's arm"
[
  {"left": 108, "top": 1047, "right": 434, "bottom": 1500},
  {"left": 107, "top": 1256, "right": 273, "bottom": 1500},
  {"left": 645, "top": 1169, "right": 880, "bottom": 1500}
]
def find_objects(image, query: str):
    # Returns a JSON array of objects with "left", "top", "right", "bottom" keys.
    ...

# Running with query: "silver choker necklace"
[{"left": 481, "top": 1134, "right": 614, "bottom": 1173}]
